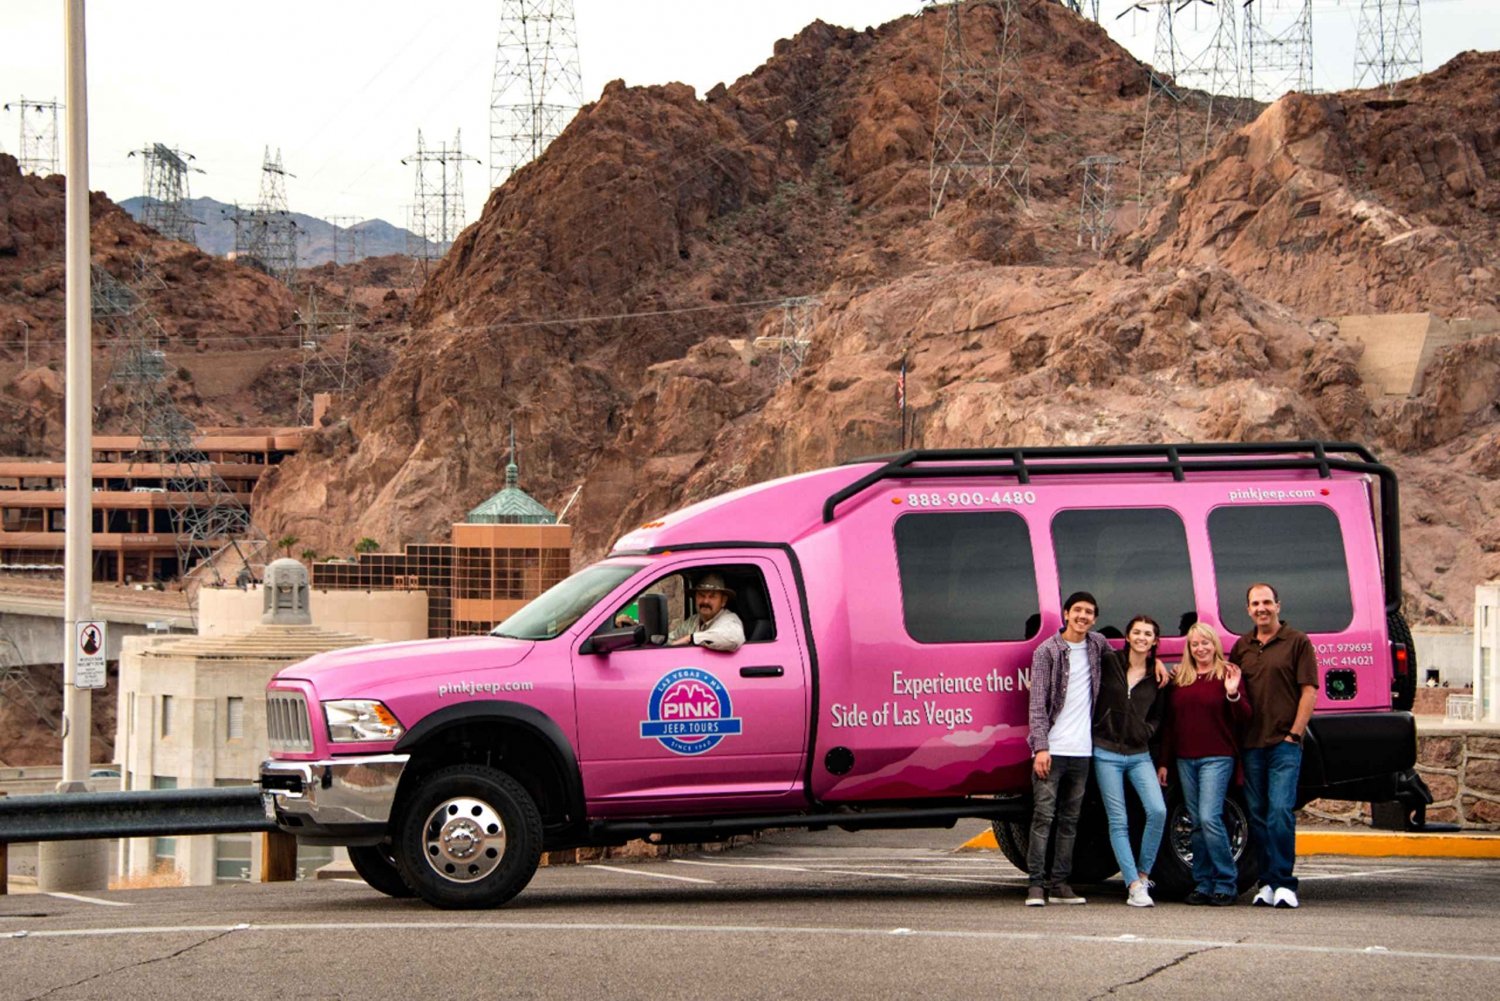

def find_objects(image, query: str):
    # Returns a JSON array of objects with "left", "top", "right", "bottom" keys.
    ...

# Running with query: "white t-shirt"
[{"left": 1046, "top": 640, "right": 1094, "bottom": 757}]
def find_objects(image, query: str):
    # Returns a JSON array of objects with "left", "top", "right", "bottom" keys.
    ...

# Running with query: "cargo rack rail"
[{"left": 826, "top": 441, "right": 1400, "bottom": 614}]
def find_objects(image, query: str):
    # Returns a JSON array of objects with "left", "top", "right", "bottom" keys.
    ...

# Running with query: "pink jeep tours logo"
[{"left": 639, "top": 668, "right": 743, "bottom": 755}]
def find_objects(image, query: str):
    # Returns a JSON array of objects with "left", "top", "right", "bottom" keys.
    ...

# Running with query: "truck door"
[{"left": 571, "top": 552, "right": 810, "bottom": 815}]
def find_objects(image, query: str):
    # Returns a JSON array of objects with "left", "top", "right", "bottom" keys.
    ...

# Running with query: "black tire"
[
  {"left": 1147, "top": 782, "right": 1258, "bottom": 901},
  {"left": 990, "top": 790, "right": 1119, "bottom": 885},
  {"left": 348, "top": 842, "right": 415, "bottom": 899},
  {"left": 393, "top": 764, "right": 543, "bottom": 910},
  {"left": 1388, "top": 611, "right": 1418, "bottom": 712}
]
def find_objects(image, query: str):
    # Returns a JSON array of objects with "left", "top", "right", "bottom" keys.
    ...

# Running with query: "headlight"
[{"left": 323, "top": 700, "right": 405, "bottom": 743}]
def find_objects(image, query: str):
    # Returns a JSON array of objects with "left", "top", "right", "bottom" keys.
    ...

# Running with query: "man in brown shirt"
[{"left": 1230, "top": 583, "right": 1318, "bottom": 909}]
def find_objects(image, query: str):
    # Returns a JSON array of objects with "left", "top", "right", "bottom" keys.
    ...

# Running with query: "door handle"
[{"left": 739, "top": 665, "right": 784, "bottom": 678}]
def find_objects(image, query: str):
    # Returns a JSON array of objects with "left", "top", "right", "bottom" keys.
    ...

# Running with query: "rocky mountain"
[
  {"left": 252, "top": 1, "right": 1498, "bottom": 626},
  {"left": 118, "top": 195, "right": 440, "bottom": 266},
  {"left": 2, "top": 0, "right": 1495, "bottom": 627}
]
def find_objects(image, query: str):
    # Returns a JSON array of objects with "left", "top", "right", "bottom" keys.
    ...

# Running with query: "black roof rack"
[{"left": 824, "top": 441, "right": 1400, "bottom": 614}]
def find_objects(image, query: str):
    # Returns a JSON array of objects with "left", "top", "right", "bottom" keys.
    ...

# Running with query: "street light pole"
[{"left": 38, "top": 0, "right": 108, "bottom": 893}]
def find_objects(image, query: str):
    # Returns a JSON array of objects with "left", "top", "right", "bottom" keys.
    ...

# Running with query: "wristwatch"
[{"left": 1286, "top": 731, "right": 1303, "bottom": 744}]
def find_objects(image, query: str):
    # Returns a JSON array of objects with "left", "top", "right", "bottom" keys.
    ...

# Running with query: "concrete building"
[
  {"left": 1475, "top": 581, "right": 1500, "bottom": 724},
  {"left": 114, "top": 559, "right": 368, "bottom": 885},
  {"left": 0, "top": 427, "right": 304, "bottom": 583}
]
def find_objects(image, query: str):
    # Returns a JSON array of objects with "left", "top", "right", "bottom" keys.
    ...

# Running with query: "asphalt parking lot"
[{"left": 3, "top": 822, "right": 1498, "bottom": 1000}]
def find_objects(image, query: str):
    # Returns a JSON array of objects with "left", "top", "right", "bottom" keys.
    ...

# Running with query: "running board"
[{"left": 586, "top": 799, "right": 1030, "bottom": 847}]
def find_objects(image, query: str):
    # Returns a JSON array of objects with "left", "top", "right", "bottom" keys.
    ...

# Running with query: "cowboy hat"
[{"left": 692, "top": 572, "right": 735, "bottom": 598}]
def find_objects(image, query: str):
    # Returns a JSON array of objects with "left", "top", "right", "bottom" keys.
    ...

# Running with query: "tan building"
[
  {"left": 115, "top": 560, "right": 368, "bottom": 885},
  {"left": 0, "top": 427, "right": 304, "bottom": 583},
  {"left": 313, "top": 456, "right": 571, "bottom": 637}
]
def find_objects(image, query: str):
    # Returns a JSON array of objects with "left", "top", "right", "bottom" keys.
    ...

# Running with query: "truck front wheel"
[{"left": 394, "top": 764, "right": 543, "bottom": 909}]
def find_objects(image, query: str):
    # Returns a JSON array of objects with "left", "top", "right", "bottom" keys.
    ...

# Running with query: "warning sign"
[{"left": 76, "top": 620, "right": 106, "bottom": 689}]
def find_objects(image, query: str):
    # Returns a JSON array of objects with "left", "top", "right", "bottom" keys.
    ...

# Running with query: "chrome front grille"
[{"left": 266, "top": 691, "right": 313, "bottom": 752}]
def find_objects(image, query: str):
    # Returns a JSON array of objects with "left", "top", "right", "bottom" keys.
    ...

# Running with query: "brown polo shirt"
[{"left": 1229, "top": 623, "right": 1319, "bottom": 749}]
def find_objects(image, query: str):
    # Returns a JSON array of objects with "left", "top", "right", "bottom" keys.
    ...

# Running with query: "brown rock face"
[{"left": 57, "top": 8, "right": 1496, "bottom": 627}]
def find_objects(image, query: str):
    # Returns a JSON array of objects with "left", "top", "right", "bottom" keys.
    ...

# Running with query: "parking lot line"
[
  {"left": 960, "top": 828, "right": 1500, "bottom": 858},
  {"left": 588, "top": 864, "right": 715, "bottom": 884},
  {"left": 45, "top": 892, "right": 131, "bottom": 908}
]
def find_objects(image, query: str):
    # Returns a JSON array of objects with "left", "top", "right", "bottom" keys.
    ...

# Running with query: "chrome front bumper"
[{"left": 260, "top": 754, "right": 409, "bottom": 835}]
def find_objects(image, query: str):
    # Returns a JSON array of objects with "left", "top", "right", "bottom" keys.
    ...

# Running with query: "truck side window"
[
  {"left": 1209, "top": 504, "right": 1354, "bottom": 634},
  {"left": 1052, "top": 508, "right": 1195, "bottom": 637},
  {"left": 895, "top": 512, "right": 1039, "bottom": 643},
  {"left": 603, "top": 564, "right": 776, "bottom": 645}
]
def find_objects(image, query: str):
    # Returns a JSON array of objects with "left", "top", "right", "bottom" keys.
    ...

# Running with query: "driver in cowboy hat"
[{"left": 667, "top": 572, "right": 746, "bottom": 652}]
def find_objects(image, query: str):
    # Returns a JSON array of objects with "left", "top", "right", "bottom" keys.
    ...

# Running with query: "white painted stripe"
[
  {"left": 1297, "top": 867, "right": 1412, "bottom": 882},
  {"left": 672, "top": 859, "right": 812, "bottom": 873},
  {"left": 7, "top": 920, "right": 1500, "bottom": 964},
  {"left": 589, "top": 864, "right": 714, "bottom": 885},
  {"left": 45, "top": 892, "right": 131, "bottom": 908}
]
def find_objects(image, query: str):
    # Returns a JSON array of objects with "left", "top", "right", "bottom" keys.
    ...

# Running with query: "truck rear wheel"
[
  {"left": 394, "top": 764, "right": 543, "bottom": 909},
  {"left": 1146, "top": 784, "right": 1258, "bottom": 900},
  {"left": 348, "top": 842, "right": 415, "bottom": 898},
  {"left": 1388, "top": 611, "right": 1418, "bottom": 712}
]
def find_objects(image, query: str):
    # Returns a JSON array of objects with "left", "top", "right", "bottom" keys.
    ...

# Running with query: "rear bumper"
[
  {"left": 1297, "top": 711, "right": 1419, "bottom": 804},
  {"left": 259, "top": 754, "right": 408, "bottom": 843}
]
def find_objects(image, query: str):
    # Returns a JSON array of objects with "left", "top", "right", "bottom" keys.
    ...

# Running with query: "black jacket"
[{"left": 1091, "top": 650, "right": 1164, "bottom": 755}]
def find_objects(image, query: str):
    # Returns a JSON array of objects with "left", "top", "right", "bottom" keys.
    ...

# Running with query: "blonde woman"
[{"left": 1157, "top": 622, "right": 1251, "bottom": 906}]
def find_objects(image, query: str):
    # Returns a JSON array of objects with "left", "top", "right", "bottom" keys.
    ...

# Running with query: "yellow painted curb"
[
  {"left": 960, "top": 829, "right": 999, "bottom": 851},
  {"left": 957, "top": 827, "right": 1500, "bottom": 858},
  {"left": 1295, "top": 830, "right": 1500, "bottom": 858}
]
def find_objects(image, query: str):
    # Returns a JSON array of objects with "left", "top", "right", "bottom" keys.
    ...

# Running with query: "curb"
[{"left": 958, "top": 827, "right": 1500, "bottom": 858}]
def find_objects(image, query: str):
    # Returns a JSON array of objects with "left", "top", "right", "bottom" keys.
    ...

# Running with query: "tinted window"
[
  {"left": 1209, "top": 504, "right": 1353, "bottom": 634},
  {"left": 1053, "top": 508, "right": 1196, "bottom": 638},
  {"left": 895, "top": 512, "right": 1039, "bottom": 643}
]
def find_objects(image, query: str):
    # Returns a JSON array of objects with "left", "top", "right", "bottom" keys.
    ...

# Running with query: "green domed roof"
[{"left": 465, "top": 460, "right": 557, "bottom": 525}]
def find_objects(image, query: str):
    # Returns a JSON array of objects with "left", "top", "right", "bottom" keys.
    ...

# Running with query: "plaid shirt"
[{"left": 1027, "top": 630, "right": 1109, "bottom": 754}]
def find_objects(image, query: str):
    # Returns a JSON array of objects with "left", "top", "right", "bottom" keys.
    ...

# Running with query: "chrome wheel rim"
[
  {"left": 1169, "top": 799, "right": 1249, "bottom": 866},
  {"left": 421, "top": 796, "right": 507, "bottom": 883}
]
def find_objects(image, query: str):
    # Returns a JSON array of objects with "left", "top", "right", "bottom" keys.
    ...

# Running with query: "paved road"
[{"left": 3, "top": 822, "right": 1498, "bottom": 1000}]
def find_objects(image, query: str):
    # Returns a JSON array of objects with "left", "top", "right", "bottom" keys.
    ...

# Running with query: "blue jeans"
[
  {"left": 1242, "top": 741, "right": 1303, "bottom": 891},
  {"left": 1092, "top": 747, "right": 1166, "bottom": 885},
  {"left": 1178, "top": 756, "right": 1237, "bottom": 896},
  {"left": 1027, "top": 755, "right": 1091, "bottom": 888}
]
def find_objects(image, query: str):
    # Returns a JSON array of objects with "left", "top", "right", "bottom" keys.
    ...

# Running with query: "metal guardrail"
[{"left": 0, "top": 786, "right": 275, "bottom": 843}]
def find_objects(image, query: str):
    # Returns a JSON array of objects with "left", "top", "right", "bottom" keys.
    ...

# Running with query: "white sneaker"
[
  {"left": 1273, "top": 887, "right": 1300, "bottom": 909},
  {"left": 1126, "top": 880, "right": 1155, "bottom": 908},
  {"left": 1252, "top": 885, "right": 1275, "bottom": 907}
]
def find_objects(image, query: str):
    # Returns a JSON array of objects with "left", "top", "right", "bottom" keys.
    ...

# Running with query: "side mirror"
[
  {"left": 585, "top": 624, "right": 646, "bottom": 655},
  {"left": 638, "top": 593, "right": 667, "bottom": 643}
]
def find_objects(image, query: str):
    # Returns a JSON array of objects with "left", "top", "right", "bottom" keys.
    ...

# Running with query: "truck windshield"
[{"left": 490, "top": 563, "right": 640, "bottom": 641}]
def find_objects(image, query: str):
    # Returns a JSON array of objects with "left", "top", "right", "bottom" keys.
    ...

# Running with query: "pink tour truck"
[{"left": 260, "top": 441, "right": 1429, "bottom": 908}]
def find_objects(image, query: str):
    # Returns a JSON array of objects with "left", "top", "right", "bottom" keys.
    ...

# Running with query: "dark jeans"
[
  {"left": 1242, "top": 740, "right": 1303, "bottom": 891},
  {"left": 1027, "top": 754, "right": 1091, "bottom": 888}
]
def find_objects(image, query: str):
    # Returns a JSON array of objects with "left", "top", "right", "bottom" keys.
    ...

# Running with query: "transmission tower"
[
  {"left": 403, "top": 130, "right": 478, "bottom": 274},
  {"left": 231, "top": 148, "right": 298, "bottom": 285},
  {"left": 1057, "top": 0, "right": 1100, "bottom": 20},
  {"left": 1244, "top": 0, "right": 1313, "bottom": 102},
  {"left": 772, "top": 297, "right": 819, "bottom": 384},
  {"left": 1171, "top": 0, "right": 1244, "bottom": 155},
  {"left": 128, "top": 143, "right": 202, "bottom": 245},
  {"left": 327, "top": 215, "right": 365, "bottom": 267},
  {"left": 1133, "top": 1, "right": 1186, "bottom": 207},
  {"left": 3, "top": 97, "right": 62, "bottom": 176},
  {"left": 96, "top": 265, "right": 264, "bottom": 613},
  {"left": 491, "top": 0, "right": 584, "bottom": 190},
  {"left": 1076, "top": 155, "right": 1122, "bottom": 253},
  {"left": 294, "top": 288, "right": 358, "bottom": 426},
  {"left": 1354, "top": 0, "right": 1423, "bottom": 95},
  {"left": 929, "top": 0, "right": 1029, "bottom": 218}
]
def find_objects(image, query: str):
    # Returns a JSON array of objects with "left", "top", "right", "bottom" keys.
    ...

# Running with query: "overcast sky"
[{"left": 2, "top": 1, "right": 1494, "bottom": 233}]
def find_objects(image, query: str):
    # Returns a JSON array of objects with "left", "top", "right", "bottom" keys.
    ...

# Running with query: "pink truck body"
[{"left": 261, "top": 442, "right": 1426, "bottom": 907}]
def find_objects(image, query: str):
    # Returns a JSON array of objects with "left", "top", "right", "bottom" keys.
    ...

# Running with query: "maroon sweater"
[{"left": 1157, "top": 672, "right": 1253, "bottom": 767}]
